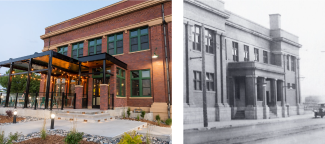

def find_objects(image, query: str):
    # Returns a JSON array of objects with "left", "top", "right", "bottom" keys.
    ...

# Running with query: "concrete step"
[
  {"left": 233, "top": 110, "right": 245, "bottom": 119},
  {"left": 56, "top": 113, "right": 115, "bottom": 123},
  {"left": 269, "top": 111, "right": 278, "bottom": 119},
  {"left": 56, "top": 110, "right": 106, "bottom": 115}
]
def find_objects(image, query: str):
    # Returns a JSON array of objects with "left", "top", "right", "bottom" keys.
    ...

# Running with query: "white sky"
[{"left": 223, "top": 0, "right": 325, "bottom": 101}]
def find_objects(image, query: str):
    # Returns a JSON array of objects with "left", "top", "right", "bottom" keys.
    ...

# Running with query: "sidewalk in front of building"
[{"left": 184, "top": 113, "right": 314, "bottom": 130}]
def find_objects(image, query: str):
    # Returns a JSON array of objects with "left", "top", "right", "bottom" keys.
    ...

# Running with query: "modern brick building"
[
  {"left": 184, "top": 0, "right": 303, "bottom": 124},
  {"left": 34, "top": 0, "right": 172, "bottom": 120}
]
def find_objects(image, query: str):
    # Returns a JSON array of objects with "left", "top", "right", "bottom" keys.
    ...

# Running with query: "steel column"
[
  {"left": 73, "top": 93, "right": 76, "bottom": 109},
  {"left": 45, "top": 52, "right": 53, "bottom": 109},
  {"left": 34, "top": 93, "right": 38, "bottom": 110},
  {"left": 5, "top": 62, "right": 14, "bottom": 107},
  {"left": 24, "top": 58, "right": 32, "bottom": 108},
  {"left": 14, "top": 93, "right": 18, "bottom": 108},
  {"left": 103, "top": 60, "right": 106, "bottom": 84},
  {"left": 78, "top": 62, "right": 81, "bottom": 85},
  {"left": 61, "top": 92, "right": 64, "bottom": 110}
]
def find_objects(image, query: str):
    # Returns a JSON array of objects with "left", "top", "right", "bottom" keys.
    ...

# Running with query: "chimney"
[{"left": 269, "top": 14, "right": 281, "bottom": 30}]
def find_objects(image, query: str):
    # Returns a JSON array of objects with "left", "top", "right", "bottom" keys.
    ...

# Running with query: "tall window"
[
  {"left": 130, "top": 27, "right": 149, "bottom": 52},
  {"left": 116, "top": 68, "right": 125, "bottom": 97},
  {"left": 58, "top": 46, "right": 68, "bottom": 56},
  {"left": 206, "top": 72, "right": 214, "bottom": 91},
  {"left": 244, "top": 45, "right": 249, "bottom": 61},
  {"left": 263, "top": 51, "right": 268, "bottom": 63},
  {"left": 291, "top": 56, "right": 296, "bottom": 71},
  {"left": 205, "top": 29, "right": 213, "bottom": 54},
  {"left": 108, "top": 33, "right": 123, "bottom": 55},
  {"left": 131, "top": 70, "right": 151, "bottom": 97},
  {"left": 193, "top": 71, "right": 202, "bottom": 90},
  {"left": 192, "top": 25, "right": 201, "bottom": 51},
  {"left": 232, "top": 42, "right": 238, "bottom": 62},
  {"left": 54, "top": 78, "right": 66, "bottom": 94},
  {"left": 88, "top": 38, "right": 102, "bottom": 55},
  {"left": 254, "top": 48, "right": 259, "bottom": 61},
  {"left": 287, "top": 55, "right": 290, "bottom": 70},
  {"left": 72, "top": 42, "right": 83, "bottom": 59}
]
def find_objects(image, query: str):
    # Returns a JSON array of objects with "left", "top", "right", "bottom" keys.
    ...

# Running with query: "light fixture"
[
  {"left": 13, "top": 110, "right": 17, "bottom": 124},
  {"left": 50, "top": 113, "right": 55, "bottom": 129},
  {"left": 152, "top": 47, "right": 158, "bottom": 58}
]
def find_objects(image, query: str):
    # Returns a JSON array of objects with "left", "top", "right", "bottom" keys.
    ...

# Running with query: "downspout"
[{"left": 162, "top": 3, "right": 171, "bottom": 118}]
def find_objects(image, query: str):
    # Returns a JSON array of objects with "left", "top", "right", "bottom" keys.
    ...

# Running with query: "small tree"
[
  {"left": 140, "top": 111, "right": 146, "bottom": 119},
  {"left": 127, "top": 107, "right": 131, "bottom": 118}
]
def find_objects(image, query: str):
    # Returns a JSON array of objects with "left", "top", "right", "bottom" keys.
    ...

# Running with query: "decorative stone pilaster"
[
  {"left": 100, "top": 84, "right": 109, "bottom": 110},
  {"left": 216, "top": 103, "right": 231, "bottom": 121},
  {"left": 102, "top": 35, "right": 107, "bottom": 53},
  {"left": 75, "top": 85, "right": 83, "bottom": 109}
]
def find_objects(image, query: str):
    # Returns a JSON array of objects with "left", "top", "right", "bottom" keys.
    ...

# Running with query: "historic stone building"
[{"left": 184, "top": 0, "right": 303, "bottom": 124}]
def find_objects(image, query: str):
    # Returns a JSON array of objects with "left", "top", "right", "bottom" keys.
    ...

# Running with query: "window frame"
[
  {"left": 193, "top": 71, "right": 202, "bottom": 91},
  {"left": 254, "top": 48, "right": 259, "bottom": 62},
  {"left": 129, "top": 27, "right": 149, "bottom": 52},
  {"left": 204, "top": 29, "right": 214, "bottom": 54},
  {"left": 107, "top": 33, "right": 124, "bottom": 55},
  {"left": 244, "top": 45, "right": 249, "bottom": 61},
  {"left": 263, "top": 51, "right": 268, "bottom": 64},
  {"left": 58, "top": 46, "right": 68, "bottom": 56},
  {"left": 206, "top": 72, "right": 214, "bottom": 91},
  {"left": 232, "top": 42, "right": 238, "bottom": 62},
  {"left": 287, "top": 55, "right": 290, "bottom": 70},
  {"left": 130, "top": 69, "right": 151, "bottom": 97},
  {"left": 291, "top": 56, "right": 295, "bottom": 71},
  {"left": 116, "top": 68, "right": 126, "bottom": 97},
  {"left": 192, "top": 25, "right": 201, "bottom": 51},
  {"left": 88, "top": 38, "right": 102, "bottom": 55},
  {"left": 71, "top": 42, "right": 84, "bottom": 59}
]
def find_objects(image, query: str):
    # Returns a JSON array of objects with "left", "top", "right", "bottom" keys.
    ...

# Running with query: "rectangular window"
[
  {"left": 193, "top": 71, "right": 202, "bottom": 90},
  {"left": 206, "top": 72, "right": 214, "bottom": 91},
  {"left": 263, "top": 51, "right": 268, "bottom": 63},
  {"left": 254, "top": 48, "right": 259, "bottom": 62},
  {"left": 244, "top": 45, "right": 249, "bottom": 61},
  {"left": 291, "top": 56, "right": 295, "bottom": 71},
  {"left": 205, "top": 29, "right": 213, "bottom": 54},
  {"left": 108, "top": 33, "right": 123, "bottom": 55},
  {"left": 232, "top": 42, "right": 238, "bottom": 62},
  {"left": 72, "top": 42, "right": 84, "bottom": 59},
  {"left": 130, "top": 69, "right": 151, "bottom": 97},
  {"left": 192, "top": 25, "right": 201, "bottom": 51},
  {"left": 116, "top": 68, "right": 125, "bottom": 97},
  {"left": 88, "top": 38, "right": 102, "bottom": 55},
  {"left": 58, "top": 46, "right": 68, "bottom": 56},
  {"left": 287, "top": 55, "right": 290, "bottom": 70},
  {"left": 287, "top": 83, "right": 290, "bottom": 89},
  {"left": 292, "top": 83, "right": 296, "bottom": 89},
  {"left": 130, "top": 27, "right": 149, "bottom": 52}
]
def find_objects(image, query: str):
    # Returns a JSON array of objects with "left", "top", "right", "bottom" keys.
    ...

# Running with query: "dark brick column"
[
  {"left": 110, "top": 65, "right": 116, "bottom": 108},
  {"left": 75, "top": 85, "right": 83, "bottom": 109},
  {"left": 83, "top": 40, "right": 88, "bottom": 56},
  {"left": 100, "top": 84, "right": 109, "bottom": 110},
  {"left": 67, "top": 44, "right": 72, "bottom": 57},
  {"left": 102, "top": 36, "right": 107, "bottom": 53},
  {"left": 87, "top": 69, "right": 93, "bottom": 109}
]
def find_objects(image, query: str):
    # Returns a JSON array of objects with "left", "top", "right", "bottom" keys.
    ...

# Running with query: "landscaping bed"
[
  {"left": 0, "top": 115, "right": 25, "bottom": 124},
  {"left": 121, "top": 118, "right": 171, "bottom": 128},
  {"left": 16, "top": 135, "right": 97, "bottom": 144}
]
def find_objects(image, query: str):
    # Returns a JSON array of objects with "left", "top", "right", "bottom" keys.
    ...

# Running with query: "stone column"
[
  {"left": 228, "top": 77, "right": 236, "bottom": 119},
  {"left": 75, "top": 85, "right": 83, "bottom": 109},
  {"left": 278, "top": 80, "right": 287, "bottom": 117},
  {"left": 102, "top": 36, "right": 107, "bottom": 53},
  {"left": 100, "top": 84, "right": 109, "bottom": 110},
  {"left": 260, "top": 77, "right": 269, "bottom": 119},
  {"left": 270, "top": 79, "right": 281, "bottom": 117},
  {"left": 245, "top": 75, "right": 260, "bottom": 119}
]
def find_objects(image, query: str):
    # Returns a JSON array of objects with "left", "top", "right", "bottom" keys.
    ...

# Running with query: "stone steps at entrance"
[
  {"left": 53, "top": 109, "right": 115, "bottom": 123},
  {"left": 269, "top": 110, "right": 278, "bottom": 119},
  {"left": 233, "top": 110, "right": 245, "bottom": 119}
]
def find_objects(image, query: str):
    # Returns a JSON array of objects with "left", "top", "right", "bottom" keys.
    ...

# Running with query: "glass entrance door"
[{"left": 92, "top": 78, "right": 109, "bottom": 108}]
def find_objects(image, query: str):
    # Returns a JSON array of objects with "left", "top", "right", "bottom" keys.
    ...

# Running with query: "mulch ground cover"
[
  {"left": 0, "top": 115, "right": 25, "bottom": 123},
  {"left": 16, "top": 135, "right": 98, "bottom": 144},
  {"left": 121, "top": 118, "right": 171, "bottom": 128}
]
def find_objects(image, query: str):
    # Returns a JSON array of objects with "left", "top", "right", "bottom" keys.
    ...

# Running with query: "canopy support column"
[
  {"left": 5, "top": 62, "right": 13, "bottom": 107},
  {"left": 24, "top": 58, "right": 32, "bottom": 108},
  {"left": 45, "top": 51, "right": 53, "bottom": 109}
]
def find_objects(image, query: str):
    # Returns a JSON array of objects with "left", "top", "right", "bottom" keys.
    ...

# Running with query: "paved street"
[{"left": 184, "top": 113, "right": 325, "bottom": 144}]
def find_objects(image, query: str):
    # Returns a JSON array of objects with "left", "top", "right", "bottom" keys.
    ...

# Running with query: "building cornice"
[
  {"left": 184, "top": 0, "right": 230, "bottom": 19},
  {"left": 42, "top": 15, "right": 171, "bottom": 52},
  {"left": 41, "top": 0, "right": 168, "bottom": 39},
  {"left": 272, "top": 37, "right": 302, "bottom": 48},
  {"left": 226, "top": 21, "right": 272, "bottom": 41}
]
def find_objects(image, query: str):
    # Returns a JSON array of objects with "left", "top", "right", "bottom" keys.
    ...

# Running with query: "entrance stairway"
[
  {"left": 54, "top": 110, "right": 115, "bottom": 123},
  {"left": 269, "top": 110, "right": 278, "bottom": 119},
  {"left": 233, "top": 110, "right": 245, "bottom": 119}
]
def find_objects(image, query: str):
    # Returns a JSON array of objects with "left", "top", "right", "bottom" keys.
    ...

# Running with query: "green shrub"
[
  {"left": 119, "top": 130, "right": 142, "bottom": 144},
  {"left": 64, "top": 131, "right": 84, "bottom": 144},
  {"left": 122, "top": 111, "right": 126, "bottom": 119},
  {"left": 155, "top": 114, "right": 161, "bottom": 121},
  {"left": 165, "top": 118, "right": 172, "bottom": 125},
  {"left": 7, "top": 132, "right": 19, "bottom": 144},
  {"left": 0, "top": 130, "right": 4, "bottom": 144},
  {"left": 127, "top": 107, "right": 131, "bottom": 118},
  {"left": 157, "top": 120, "right": 161, "bottom": 126},
  {"left": 140, "top": 111, "right": 146, "bottom": 119},
  {"left": 136, "top": 115, "right": 140, "bottom": 121},
  {"left": 40, "top": 119, "right": 47, "bottom": 140}
]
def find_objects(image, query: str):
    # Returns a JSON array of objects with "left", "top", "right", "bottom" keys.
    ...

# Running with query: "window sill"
[
  {"left": 116, "top": 96, "right": 126, "bottom": 99},
  {"left": 129, "top": 97, "right": 152, "bottom": 99},
  {"left": 192, "top": 50, "right": 202, "bottom": 53},
  {"left": 128, "top": 49, "right": 150, "bottom": 54},
  {"left": 112, "top": 53, "right": 124, "bottom": 56}
]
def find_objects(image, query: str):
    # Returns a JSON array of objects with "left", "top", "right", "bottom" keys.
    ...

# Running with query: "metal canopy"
[{"left": 78, "top": 53, "right": 127, "bottom": 70}]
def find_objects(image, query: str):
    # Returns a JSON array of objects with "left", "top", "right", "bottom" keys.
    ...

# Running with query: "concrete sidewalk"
[{"left": 184, "top": 113, "right": 314, "bottom": 130}]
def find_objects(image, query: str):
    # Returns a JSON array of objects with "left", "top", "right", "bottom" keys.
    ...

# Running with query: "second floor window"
[
  {"left": 192, "top": 25, "right": 201, "bottom": 51},
  {"left": 287, "top": 55, "right": 290, "bottom": 70},
  {"left": 108, "top": 33, "right": 123, "bottom": 55},
  {"left": 291, "top": 56, "right": 295, "bottom": 71},
  {"left": 206, "top": 72, "right": 214, "bottom": 91},
  {"left": 72, "top": 42, "right": 83, "bottom": 59},
  {"left": 89, "top": 38, "right": 102, "bottom": 55},
  {"left": 254, "top": 48, "right": 259, "bottom": 61},
  {"left": 130, "top": 27, "right": 148, "bottom": 52},
  {"left": 263, "top": 51, "right": 268, "bottom": 63},
  {"left": 58, "top": 46, "right": 68, "bottom": 56},
  {"left": 232, "top": 42, "right": 238, "bottom": 62},
  {"left": 205, "top": 29, "right": 213, "bottom": 54},
  {"left": 244, "top": 45, "right": 249, "bottom": 61},
  {"left": 193, "top": 71, "right": 202, "bottom": 90}
]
